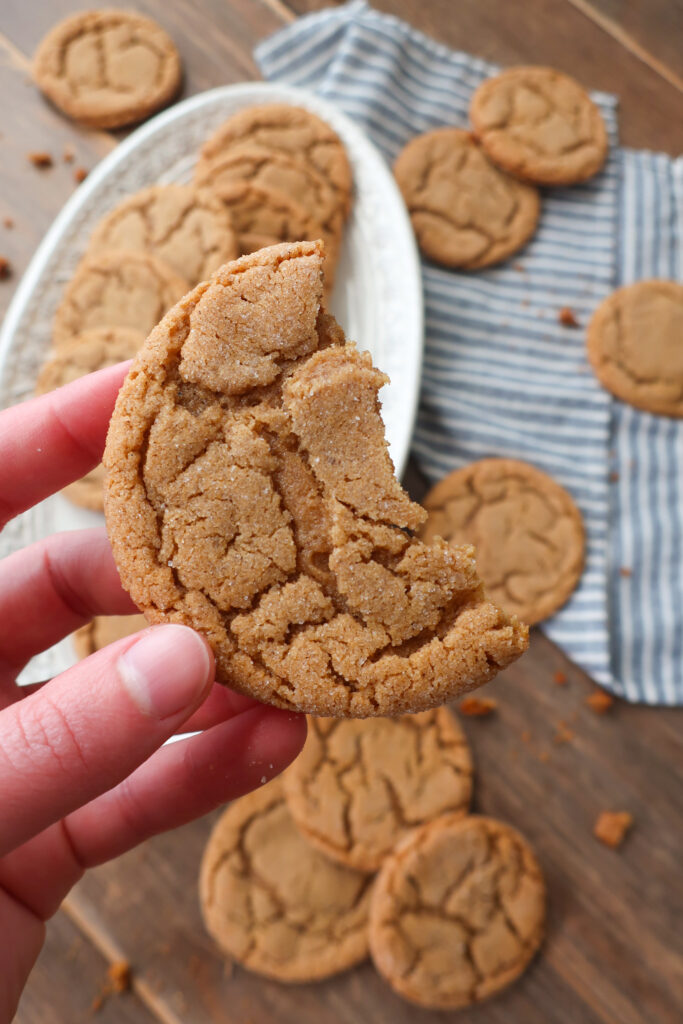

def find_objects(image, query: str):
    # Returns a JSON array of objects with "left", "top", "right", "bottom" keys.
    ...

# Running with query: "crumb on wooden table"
[
  {"left": 558, "top": 306, "right": 579, "bottom": 327},
  {"left": 553, "top": 670, "right": 568, "bottom": 686},
  {"left": 594, "top": 810, "right": 633, "bottom": 848},
  {"left": 0, "top": 256, "right": 11, "bottom": 280},
  {"left": 459, "top": 696, "right": 497, "bottom": 717},
  {"left": 538, "top": 750, "right": 550, "bottom": 763},
  {"left": 586, "top": 689, "right": 615, "bottom": 714},
  {"left": 521, "top": 730, "right": 531, "bottom": 744},
  {"left": 553, "top": 721, "right": 575, "bottom": 744},
  {"left": 27, "top": 151, "right": 53, "bottom": 168},
  {"left": 90, "top": 960, "right": 132, "bottom": 1013}
]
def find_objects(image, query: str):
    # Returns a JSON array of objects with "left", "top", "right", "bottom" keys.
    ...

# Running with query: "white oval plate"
[{"left": 0, "top": 82, "right": 423, "bottom": 684}]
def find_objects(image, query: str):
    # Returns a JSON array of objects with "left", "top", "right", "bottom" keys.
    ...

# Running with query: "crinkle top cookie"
[{"left": 104, "top": 241, "right": 527, "bottom": 717}]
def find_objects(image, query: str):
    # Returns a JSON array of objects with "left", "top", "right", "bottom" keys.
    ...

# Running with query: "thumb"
[{"left": 0, "top": 624, "right": 213, "bottom": 858}]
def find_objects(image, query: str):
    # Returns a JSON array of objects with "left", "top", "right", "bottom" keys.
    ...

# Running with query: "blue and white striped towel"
[{"left": 257, "top": 0, "right": 683, "bottom": 704}]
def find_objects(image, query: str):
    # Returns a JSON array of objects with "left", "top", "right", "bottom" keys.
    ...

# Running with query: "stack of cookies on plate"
[{"left": 200, "top": 709, "right": 546, "bottom": 1011}]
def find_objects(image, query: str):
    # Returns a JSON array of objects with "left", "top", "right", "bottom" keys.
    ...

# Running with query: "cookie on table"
[
  {"left": 33, "top": 10, "right": 181, "bottom": 130},
  {"left": 73, "top": 614, "right": 149, "bottom": 659},
  {"left": 369, "top": 815, "right": 546, "bottom": 1009},
  {"left": 470, "top": 66, "right": 608, "bottom": 185},
  {"left": 587, "top": 280, "right": 683, "bottom": 417},
  {"left": 88, "top": 185, "right": 237, "bottom": 286},
  {"left": 104, "top": 241, "right": 527, "bottom": 717},
  {"left": 198, "top": 103, "right": 352, "bottom": 217},
  {"left": 36, "top": 327, "right": 143, "bottom": 510},
  {"left": 421, "top": 458, "right": 584, "bottom": 626},
  {"left": 199, "top": 778, "right": 373, "bottom": 982},
  {"left": 53, "top": 250, "right": 188, "bottom": 347},
  {"left": 394, "top": 129, "right": 539, "bottom": 269},
  {"left": 284, "top": 709, "right": 473, "bottom": 873}
]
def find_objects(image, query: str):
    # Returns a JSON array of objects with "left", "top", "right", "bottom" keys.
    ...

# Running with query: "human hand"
[{"left": 0, "top": 363, "right": 306, "bottom": 1021}]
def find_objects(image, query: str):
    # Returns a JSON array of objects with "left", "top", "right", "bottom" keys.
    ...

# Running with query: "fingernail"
[{"left": 118, "top": 625, "right": 213, "bottom": 719}]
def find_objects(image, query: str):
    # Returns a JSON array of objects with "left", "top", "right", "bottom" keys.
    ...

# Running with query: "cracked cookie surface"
[
  {"left": 393, "top": 129, "right": 539, "bottom": 269},
  {"left": 284, "top": 708, "right": 472, "bottom": 872},
  {"left": 53, "top": 249, "right": 188, "bottom": 347},
  {"left": 369, "top": 814, "right": 546, "bottom": 1009},
  {"left": 104, "top": 241, "right": 527, "bottom": 717},
  {"left": 587, "top": 280, "right": 683, "bottom": 417},
  {"left": 470, "top": 66, "right": 608, "bottom": 185},
  {"left": 33, "top": 10, "right": 181, "bottom": 129},
  {"left": 199, "top": 778, "right": 373, "bottom": 981},
  {"left": 36, "top": 327, "right": 143, "bottom": 509},
  {"left": 88, "top": 185, "right": 237, "bottom": 286},
  {"left": 73, "top": 614, "right": 149, "bottom": 658},
  {"left": 421, "top": 459, "right": 584, "bottom": 625}
]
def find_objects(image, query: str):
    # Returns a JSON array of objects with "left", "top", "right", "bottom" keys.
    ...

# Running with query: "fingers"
[
  {"left": 0, "top": 361, "right": 130, "bottom": 531},
  {"left": 0, "top": 528, "right": 137, "bottom": 689},
  {"left": 175, "top": 682, "right": 258, "bottom": 733},
  {"left": 63, "top": 705, "right": 307, "bottom": 866},
  {"left": 0, "top": 624, "right": 214, "bottom": 858}
]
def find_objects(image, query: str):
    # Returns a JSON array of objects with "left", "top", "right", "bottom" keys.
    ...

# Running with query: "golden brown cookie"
[
  {"left": 421, "top": 459, "right": 584, "bottom": 625},
  {"left": 33, "top": 10, "right": 181, "bottom": 130},
  {"left": 36, "top": 327, "right": 143, "bottom": 510},
  {"left": 104, "top": 241, "right": 527, "bottom": 717},
  {"left": 393, "top": 129, "right": 539, "bottom": 269},
  {"left": 53, "top": 250, "right": 188, "bottom": 347},
  {"left": 73, "top": 614, "right": 148, "bottom": 659},
  {"left": 88, "top": 185, "right": 237, "bottom": 286},
  {"left": 369, "top": 815, "right": 546, "bottom": 1009},
  {"left": 470, "top": 66, "right": 608, "bottom": 185},
  {"left": 199, "top": 778, "right": 373, "bottom": 982},
  {"left": 198, "top": 104, "right": 352, "bottom": 217},
  {"left": 284, "top": 709, "right": 473, "bottom": 872},
  {"left": 587, "top": 280, "right": 683, "bottom": 417}
]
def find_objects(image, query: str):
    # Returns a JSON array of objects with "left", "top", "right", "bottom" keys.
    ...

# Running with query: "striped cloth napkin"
[{"left": 256, "top": 0, "right": 683, "bottom": 704}]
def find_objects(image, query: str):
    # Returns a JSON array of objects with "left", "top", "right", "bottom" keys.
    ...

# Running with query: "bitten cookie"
[
  {"left": 73, "top": 614, "right": 148, "bottom": 658},
  {"left": 199, "top": 778, "right": 373, "bottom": 982},
  {"left": 421, "top": 459, "right": 584, "bottom": 625},
  {"left": 369, "top": 815, "right": 546, "bottom": 1010},
  {"left": 470, "top": 66, "right": 608, "bottom": 185},
  {"left": 53, "top": 250, "right": 188, "bottom": 347},
  {"left": 36, "top": 327, "right": 143, "bottom": 510},
  {"left": 587, "top": 280, "right": 683, "bottom": 417},
  {"left": 33, "top": 10, "right": 181, "bottom": 129},
  {"left": 88, "top": 185, "right": 237, "bottom": 286},
  {"left": 394, "top": 129, "right": 539, "bottom": 269},
  {"left": 284, "top": 709, "right": 473, "bottom": 872},
  {"left": 104, "top": 241, "right": 527, "bottom": 717}
]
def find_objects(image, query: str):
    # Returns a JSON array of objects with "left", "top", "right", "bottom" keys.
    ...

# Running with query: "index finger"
[{"left": 0, "top": 361, "right": 130, "bottom": 530}]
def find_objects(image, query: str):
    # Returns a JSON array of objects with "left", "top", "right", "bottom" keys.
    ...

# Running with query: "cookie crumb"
[
  {"left": 553, "top": 670, "right": 568, "bottom": 686},
  {"left": 538, "top": 750, "right": 550, "bottom": 763},
  {"left": 558, "top": 306, "right": 579, "bottom": 327},
  {"left": 521, "top": 730, "right": 531, "bottom": 744},
  {"left": 74, "top": 166, "right": 88, "bottom": 183},
  {"left": 609, "top": 471, "right": 619, "bottom": 483},
  {"left": 620, "top": 566, "right": 632, "bottom": 578},
  {"left": 63, "top": 143, "right": 75, "bottom": 163},
  {"left": 459, "top": 696, "right": 497, "bottom": 717},
  {"left": 585, "top": 688, "right": 614, "bottom": 714},
  {"left": 553, "top": 722, "right": 574, "bottom": 744},
  {"left": 108, "top": 960, "right": 131, "bottom": 993},
  {"left": 3, "top": 216, "right": 14, "bottom": 229},
  {"left": 27, "top": 150, "right": 53, "bottom": 168},
  {"left": 594, "top": 810, "right": 633, "bottom": 848},
  {"left": 0, "top": 256, "right": 11, "bottom": 280}
]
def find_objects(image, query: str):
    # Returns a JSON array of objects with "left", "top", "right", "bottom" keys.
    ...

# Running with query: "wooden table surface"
[{"left": 2, "top": 1, "right": 682, "bottom": 1022}]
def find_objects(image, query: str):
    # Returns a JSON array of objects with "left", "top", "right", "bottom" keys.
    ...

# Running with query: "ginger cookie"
[
  {"left": 33, "top": 11, "right": 181, "bottom": 130},
  {"left": 199, "top": 778, "right": 373, "bottom": 982},
  {"left": 104, "top": 241, "right": 527, "bottom": 717},
  {"left": 53, "top": 250, "right": 188, "bottom": 347},
  {"left": 369, "top": 815, "right": 546, "bottom": 1009},
  {"left": 421, "top": 459, "right": 584, "bottom": 626},
  {"left": 36, "top": 327, "right": 143, "bottom": 510},
  {"left": 284, "top": 708, "right": 473, "bottom": 872},
  {"left": 73, "top": 614, "right": 148, "bottom": 659},
  {"left": 198, "top": 104, "right": 352, "bottom": 217},
  {"left": 88, "top": 185, "right": 237, "bottom": 287},
  {"left": 587, "top": 280, "right": 683, "bottom": 417},
  {"left": 470, "top": 66, "right": 608, "bottom": 185},
  {"left": 393, "top": 129, "right": 539, "bottom": 269},
  {"left": 212, "top": 180, "right": 323, "bottom": 255}
]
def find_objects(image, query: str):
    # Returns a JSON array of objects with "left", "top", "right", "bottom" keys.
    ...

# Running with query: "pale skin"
[{"left": 0, "top": 362, "right": 307, "bottom": 1021}]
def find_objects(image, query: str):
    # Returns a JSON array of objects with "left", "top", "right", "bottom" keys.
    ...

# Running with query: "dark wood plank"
[
  {"left": 283, "top": 0, "right": 683, "bottom": 152},
  {"left": 15, "top": 907, "right": 158, "bottom": 1024}
]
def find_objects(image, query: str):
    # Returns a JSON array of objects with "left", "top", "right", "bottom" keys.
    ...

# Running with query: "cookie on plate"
[
  {"left": 33, "top": 10, "right": 181, "bottom": 129},
  {"left": 394, "top": 129, "right": 539, "bottom": 269},
  {"left": 199, "top": 778, "right": 373, "bottom": 982},
  {"left": 369, "top": 815, "right": 546, "bottom": 1010},
  {"left": 53, "top": 250, "right": 188, "bottom": 347},
  {"left": 470, "top": 66, "right": 608, "bottom": 185},
  {"left": 73, "top": 614, "right": 149, "bottom": 659},
  {"left": 88, "top": 185, "right": 237, "bottom": 286},
  {"left": 104, "top": 241, "right": 528, "bottom": 717},
  {"left": 284, "top": 709, "right": 473, "bottom": 872},
  {"left": 36, "top": 327, "right": 143, "bottom": 510},
  {"left": 587, "top": 280, "right": 683, "bottom": 417},
  {"left": 421, "top": 458, "right": 584, "bottom": 625}
]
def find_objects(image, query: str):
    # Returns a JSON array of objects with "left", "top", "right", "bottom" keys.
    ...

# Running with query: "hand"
[{"left": 0, "top": 363, "right": 306, "bottom": 1021}]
